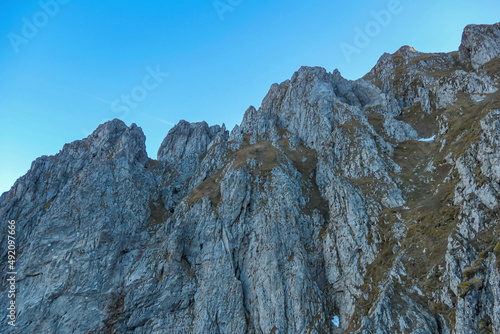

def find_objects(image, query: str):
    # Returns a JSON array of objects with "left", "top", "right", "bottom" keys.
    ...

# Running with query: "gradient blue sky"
[{"left": 1, "top": 0, "right": 499, "bottom": 193}]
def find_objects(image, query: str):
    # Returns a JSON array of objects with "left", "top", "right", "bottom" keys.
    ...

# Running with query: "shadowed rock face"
[{"left": 1, "top": 22, "right": 500, "bottom": 334}]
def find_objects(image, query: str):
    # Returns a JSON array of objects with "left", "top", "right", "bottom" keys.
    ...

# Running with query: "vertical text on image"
[{"left": 6, "top": 220, "right": 17, "bottom": 327}]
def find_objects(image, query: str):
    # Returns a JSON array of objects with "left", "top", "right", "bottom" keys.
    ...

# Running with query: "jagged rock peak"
[
  {"left": 290, "top": 66, "right": 330, "bottom": 81},
  {"left": 95, "top": 118, "right": 128, "bottom": 133},
  {"left": 157, "top": 119, "right": 227, "bottom": 162},
  {"left": 289, "top": 66, "right": 356, "bottom": 89},
  {"left": 79, "top": 118, "right": 148, "bottom": 165},
  {"left": 84, "top": 119, "right": 145, "bottom": 148},
  {"left": 240, "top": 105, "right": 258, "bottom": 129},
  {"left": 2, "top": 118, "right": 149, "bottom": 209},
  {"left": 394, "top": 45, "right": 421, "bottom": 56},
  {"left": 42, "top": 118, "right": 148, "bottom": 169},
  {"left": 459, "top": 22, "right": 500, "bottom": 70},
  {"left": 366, "top": 45, "right": 424, "bottom": 79}
]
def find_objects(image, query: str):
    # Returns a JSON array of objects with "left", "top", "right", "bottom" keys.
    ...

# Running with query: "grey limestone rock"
[
  {"left": 1, "top": 22, "right": 500, "bottom": 334},
  {"left": 459, "top": 22, "right": 500, "bottom": 70}
]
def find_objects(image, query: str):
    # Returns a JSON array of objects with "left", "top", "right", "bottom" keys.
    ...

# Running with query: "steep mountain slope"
[{"left": 1, "top": 23, "right": 500, "bottom": 334}]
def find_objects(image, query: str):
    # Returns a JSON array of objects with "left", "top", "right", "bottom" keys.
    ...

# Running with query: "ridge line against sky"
[{"left": 1, "top": 0, "right": 500, "bottom": 194}]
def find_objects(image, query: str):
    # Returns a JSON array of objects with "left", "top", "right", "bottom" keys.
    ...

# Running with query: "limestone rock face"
[
  {"left": 158, "top": 120, "right": 228, "bottom": 178},
  {"left": 1, "top": 23, "right": 500, "bottom": 334},
  {"left": 459, "top": 23, "right": 500, "bottom": 70}
]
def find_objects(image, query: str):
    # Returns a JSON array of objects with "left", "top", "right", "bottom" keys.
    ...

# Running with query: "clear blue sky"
[{"left": 1, "top": 0, "right": 499, "bottom": 193}]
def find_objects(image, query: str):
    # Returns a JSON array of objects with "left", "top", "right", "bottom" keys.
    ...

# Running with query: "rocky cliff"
[{"left": 1, "top": 22, "right": 500, "bottom": 334}]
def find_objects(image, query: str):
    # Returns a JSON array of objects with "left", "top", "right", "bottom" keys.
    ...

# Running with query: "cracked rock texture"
[{"left": 1, "top": 23, "right": 500, "bottom": 333}]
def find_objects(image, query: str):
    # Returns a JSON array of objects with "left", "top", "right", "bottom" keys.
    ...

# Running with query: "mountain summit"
[{"left": 2, "top": 23, "right": 500, "bottom": 333}]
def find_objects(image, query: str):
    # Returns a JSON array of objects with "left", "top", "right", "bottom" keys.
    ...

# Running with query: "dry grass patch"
[
  {"left": 187, "top": 171, "right": 223, "bottom": 208},
  {"left": 366, "top": 113, "right": 385, "bottom": 134},
  {"left": 147, "top": 198, "right": 171, "bottom": 231},
  {"left": 395, "top": 103, "right": 438, "bottom": 138}
]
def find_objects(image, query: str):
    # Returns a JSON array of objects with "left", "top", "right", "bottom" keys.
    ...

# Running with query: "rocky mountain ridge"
[{"left": 1, "top": 22, "right": 500, "bottom": 333}]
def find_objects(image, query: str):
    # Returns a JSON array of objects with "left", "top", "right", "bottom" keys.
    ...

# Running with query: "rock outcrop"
[
  {"left": 459, "top": 22, "right": 500, "bottom": 70},
  {"left": 1, "top": 22, "right": 500, "bottom": 333}
]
